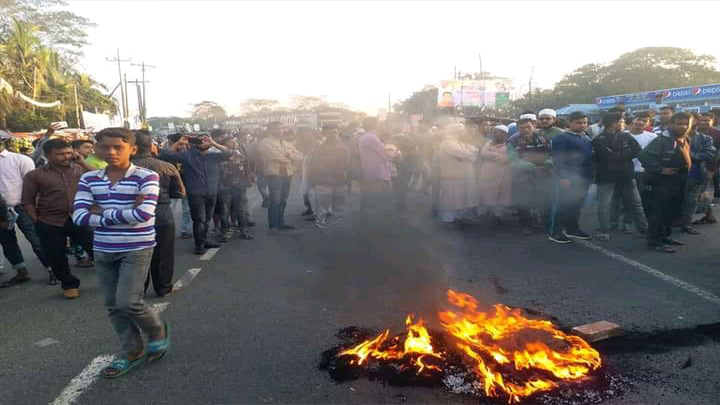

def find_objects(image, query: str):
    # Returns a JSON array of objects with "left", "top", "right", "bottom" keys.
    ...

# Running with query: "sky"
[{"left": 68, "top": 0, "right": 720, "bottom": 118}]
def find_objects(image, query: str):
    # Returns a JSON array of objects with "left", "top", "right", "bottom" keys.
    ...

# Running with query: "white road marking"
[
  {"left": 34, "top": 337, "right": 59, "bottom": 347},
  {"left": 151, "top": 302, "right": 170, "bottom": 312},
  {"left": 50, "top": 354, "right": 115, "bottom": 405},
  {"left": 199, "top": 248, "right": 219, "bottom": 261},
  {"left": 51, "top": 267, "right": 199, "bottom": 405},
  {"left": 577, "top": 240, "right": 720, "bottom": 306}
]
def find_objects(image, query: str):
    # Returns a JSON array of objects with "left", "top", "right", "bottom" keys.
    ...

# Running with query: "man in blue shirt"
[
  {"left": 548, "top": 111, "right": 594, "bottom": 244},
  {"left": 160, "top": 133, "right": 231, "bottom": 254}
]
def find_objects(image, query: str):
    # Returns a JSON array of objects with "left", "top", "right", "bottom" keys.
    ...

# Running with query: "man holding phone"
[{"left": 159, "top": 132, "right": 231, "bottom": 254}]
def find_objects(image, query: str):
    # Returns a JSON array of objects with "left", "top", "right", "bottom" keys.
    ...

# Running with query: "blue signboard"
[{"left": 595, "top": 83, "right": 720, "bottom": 107}]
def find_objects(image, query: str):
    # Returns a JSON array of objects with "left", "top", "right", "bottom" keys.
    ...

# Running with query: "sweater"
[{"left": 551, "top": 131, "right": 594, "bottom": 181}]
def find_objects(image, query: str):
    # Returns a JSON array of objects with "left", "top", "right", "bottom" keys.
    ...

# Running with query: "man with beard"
[
  {"left": 21, "top": 139, "right": 93, "bottom": 298},
  {"left": 640, "top": 113, "right": 695, "bottom": 252},
  {"left": 536, "top": 109, "right": 566, "bottom": 141}
]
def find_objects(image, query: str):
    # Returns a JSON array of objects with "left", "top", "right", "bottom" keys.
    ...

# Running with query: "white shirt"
[
  {"left": 0, "top": 149, "right": 35, "bottom": 206},
  {"left": 629, "top": 131, "right": 657, "bottom": 173}
]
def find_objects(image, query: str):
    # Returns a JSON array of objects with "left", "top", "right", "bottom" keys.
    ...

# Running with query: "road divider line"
[
  {"left": 51, "top": 268, "right": 198, "bottom": 405},
  {"left": 577, "top": 240, "right": 720, "bottom": 306},
  {"left": 199, "top": 248, "right": 219, "bottom": 261},
  {"left": 173, "top": 267, "right": 202, "bottom": 289}
]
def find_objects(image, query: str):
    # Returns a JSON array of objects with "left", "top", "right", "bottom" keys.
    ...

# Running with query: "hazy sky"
[{"left": 69, "top": 0, "right": 720, "bottom": 117}]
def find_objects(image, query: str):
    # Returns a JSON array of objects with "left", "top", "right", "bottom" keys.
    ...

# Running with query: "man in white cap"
[
  {"left": 508, "top": 111, "right": 536, "bottom": 137},
  {"left": 537, "top": 109, "right": 565, "bottom": 141}
]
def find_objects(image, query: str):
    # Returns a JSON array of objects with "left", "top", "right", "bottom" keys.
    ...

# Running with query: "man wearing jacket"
[
  {"left": 548, "top": 111, "right": 594, "bottom": 244},
  {"left": 255, "top": 122, "right": 302, "bottom": 235},
  {"left": 507, "top": 118, "right": 552, "bottom": 235},
  {"left": 677, "top": 117, "right": 717, "bottom": 235},
  {"left": 639, "top": 112, "right": 694, "bottom": 253},
  {"left": 592, "top": 113, "right": 646, "bottom": 241}
]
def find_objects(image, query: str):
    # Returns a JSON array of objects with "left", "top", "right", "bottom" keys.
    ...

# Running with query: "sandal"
[
  {"left": 648, "top": 245, "right": 675, "bottom": 253},
  {"left": 147, "top": 322, "right": 171, "bottom": 361},
  {"left": 102, "top": 356, "right": 146, "bottom": 379}
]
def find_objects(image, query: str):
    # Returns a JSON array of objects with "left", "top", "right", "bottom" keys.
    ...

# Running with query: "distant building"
[{"left": 595, "top": 83, "right": 720, "bottom": 113}]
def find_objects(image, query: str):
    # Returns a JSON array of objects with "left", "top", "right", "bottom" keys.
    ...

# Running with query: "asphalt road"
[{"left": 1, "top": 182, "right": 719, "bottom": 405}]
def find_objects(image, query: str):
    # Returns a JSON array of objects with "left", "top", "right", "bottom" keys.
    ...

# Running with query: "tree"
[
  {"left": 0, "top": 0, "right": 95, "bottom": 61},
  {"left": 515, "top": 47, "right": 720, "bottom": 109},
  {"left": 0, "top": 18, "right": 114, "bottom": 129},
  {"left": 288, "top": 95, "right": 329, "bottom": 112},
  {"left": 190, "top": 101, "right": 227, "bottom": 127},
  {"left": 394, "top": 85, "right": 439, "bottom": 118},
  {"left": 238, "top": 98, "right": 280, "bottom": 115}
]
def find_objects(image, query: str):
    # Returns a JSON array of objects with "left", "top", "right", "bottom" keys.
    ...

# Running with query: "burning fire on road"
[{"left": 320, "top": 290, "right": 617, "bottom": 404}]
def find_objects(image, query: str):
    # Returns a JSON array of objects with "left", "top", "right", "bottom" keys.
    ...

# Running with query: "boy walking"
[{"left": 72, "top": 128, "right": 169, "bottom": 378}]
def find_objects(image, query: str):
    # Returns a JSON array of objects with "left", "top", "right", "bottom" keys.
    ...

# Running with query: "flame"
[
  {"left": 337, "top": 290, "right": 602, "bottom": 403},
  {"left": 339, "top": 315, "right": 443, "bottom": 372}
]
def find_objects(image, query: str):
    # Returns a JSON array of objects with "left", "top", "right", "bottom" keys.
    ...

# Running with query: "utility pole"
[
  {"left": 129, "top": 79, "right": 149, "bottom": 122},
  {"left": 106, "top": 49, "right": 131, "bottom": 124},
  {"left": 131, "top": 61, "right": 156, "bottom": 122},
  {"left": 124, "top": 73, "right": 130, "bottom": 128},
  {"left": 528, "top": 66, "right": 534, "bottom": 110}
]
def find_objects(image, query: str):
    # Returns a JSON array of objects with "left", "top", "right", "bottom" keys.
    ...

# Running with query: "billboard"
[
  {"left": 596, "top": 83, "right": 720, "bottom": 107},
  {"left": 438, "top": 78, "right": 514, "bottom": 108}
]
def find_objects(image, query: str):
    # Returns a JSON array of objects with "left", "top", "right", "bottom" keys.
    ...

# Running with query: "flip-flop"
[
  {"left": 102, "top": 356, "right": 146, "bottom": 379},
  {"left": 147, "top": 322, "right": 171, "bottom": 361}
]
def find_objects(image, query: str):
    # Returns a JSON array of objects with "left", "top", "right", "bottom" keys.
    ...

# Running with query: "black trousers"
[
  {"left": 145, "top": 203, "right": 175, "bottom": 296},
  {"left": 0, "top": 226, "right": 25, "bottom": 268},
  {"left": 188, "top": 194, "right": 218, "bottom": 248},
  {"left": 647, "top": 177, "right": 687, "bottom": 246},
  {"left": 550, "top": 178, "right": 589, "bottom": 235},
  {"left": 35, "top": 219, "right": 93, "bottom": 290}
]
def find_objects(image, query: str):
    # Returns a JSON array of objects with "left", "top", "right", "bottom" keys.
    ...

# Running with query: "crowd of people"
[
  {"left": 0, "top": 103, "right": 718, "bottom": 377},
  {"left": 417, "top": 107, "right": 720, "bottom": 252}
]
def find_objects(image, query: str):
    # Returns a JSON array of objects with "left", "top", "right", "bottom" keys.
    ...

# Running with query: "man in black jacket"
[
  {"left": 639, "top": 112, "right": 694, "bottom": 253},
  {"left": 592, "top": 113, "right": 645, "bottom": 241}
]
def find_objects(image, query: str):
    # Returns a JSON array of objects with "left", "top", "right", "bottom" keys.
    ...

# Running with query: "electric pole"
[
  {"left": 129, "top": 79, "right": 149, "bottom": 122},
  {"left": 528, "top": 66, "right": 534, "bottom": 110},
  {"left": 106, "top": 49, "right": 131, "bottom": 124},
  {"left": 131, "top": 61, "right": 156, "bottom": 123}
]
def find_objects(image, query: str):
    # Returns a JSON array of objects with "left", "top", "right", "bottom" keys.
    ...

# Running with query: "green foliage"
[
  {"left": 0, "top": 14, "right": 115, "bottom": 130},
  {"left": 393, "top": 85, "right": 439, "bottom": 118},
  {"left": 6, "top": 108, "right": 61, "bottom": 131},
  {"left": 0, "top": 0, "right": 95, "bottom": 61},
  {"left": 515, "top": 47, "right": 720, "bottom": 110}
]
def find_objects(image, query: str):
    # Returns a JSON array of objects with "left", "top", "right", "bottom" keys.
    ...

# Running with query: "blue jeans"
[
  {"left": 266, "top": 175, "right": 291, "bottom": 229},
  {"left": 95, "top": 248, "right": 164, "bottom": 356}
]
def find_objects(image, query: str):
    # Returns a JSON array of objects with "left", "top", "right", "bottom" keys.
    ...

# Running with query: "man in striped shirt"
[{"left": 72, "top": 128, "right": 169, "bottom": 378}]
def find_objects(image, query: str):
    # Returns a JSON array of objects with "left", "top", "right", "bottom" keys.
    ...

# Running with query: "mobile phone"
[{"left": 188, "top": 137, "right": 203, "bottom": 145}]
